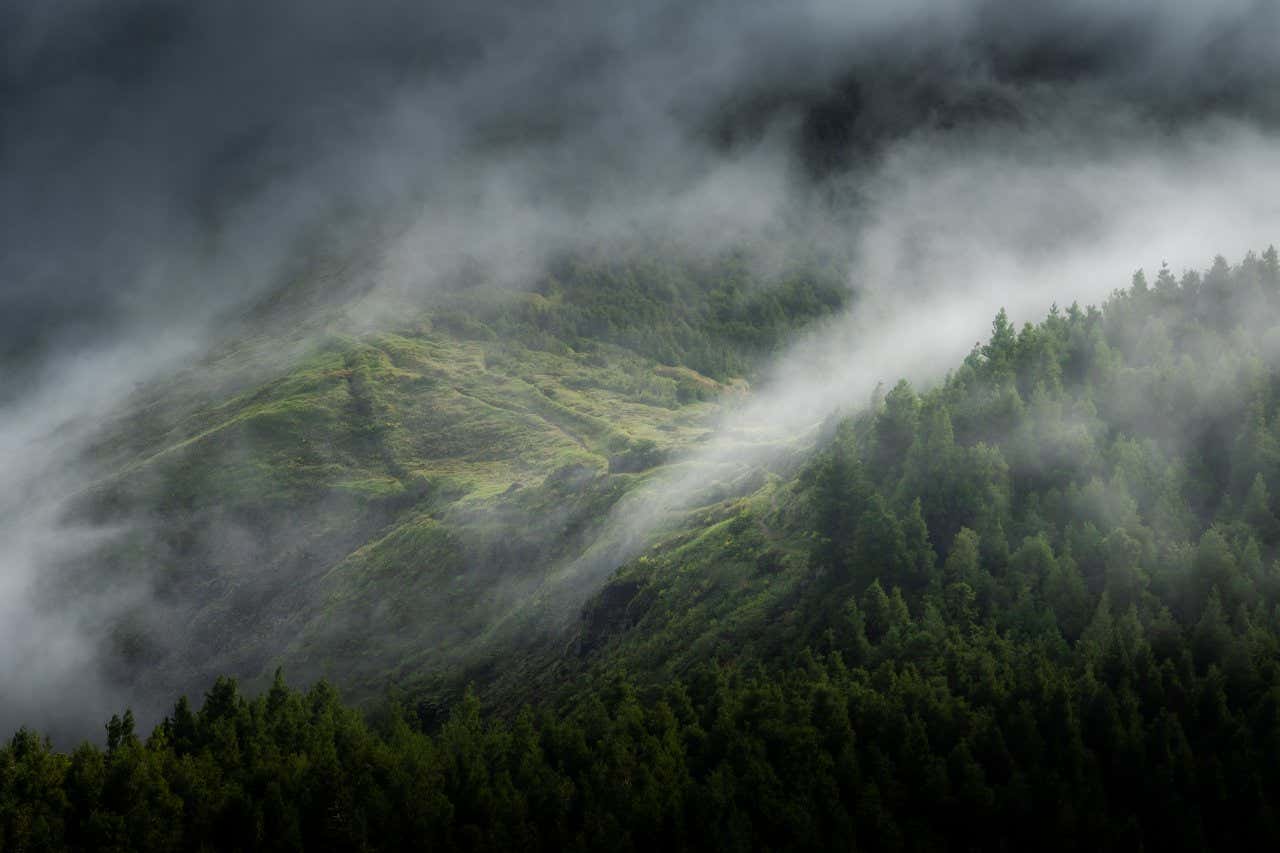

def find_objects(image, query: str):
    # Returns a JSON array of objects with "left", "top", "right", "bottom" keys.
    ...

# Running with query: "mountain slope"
[
  {"left": 572, "top": 250, "right": 1280, "bottom": 686},
  {"left": 59, "top": 250, "right": 845, "bottom": 710},
  {"left": 8, "top": 250, "right": 1280, "bottom": 851}
]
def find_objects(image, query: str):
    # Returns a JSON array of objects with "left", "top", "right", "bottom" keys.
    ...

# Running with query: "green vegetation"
[
  {"left": 68, "top": 249, "right": 845, "bottom": 709},
  {"left": 437, "top": 246, "right": 846, "bottom": 381},
  {"left": 10, "top": 249, "right": 1280, "bottom": 850}
]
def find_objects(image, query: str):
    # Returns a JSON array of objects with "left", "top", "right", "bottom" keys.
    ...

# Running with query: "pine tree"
[
  {"left": 1155, "top": 261, "right": 1179, "bottom": 297},
  {"left": 900, "top": 498, "right": 936, "bottom": 594},
  {"left": 810, "top": 434, "right": 871, "bottom": 576},
  {"left": 1194, "top": 527, "right": 1242, "bottom": 612},
  {"left": 871, "top": 380, "right": 919, "bottom": 482},
  {"left": 1192, "top": 588, "right": 1232, "bottom": 671},
  {"left": 983, "top": 308, "right": 1017, "bottom": 377},
  {"left": 852, "top": 494, "right": 909, "bottom": 590},
  {"left": 862, "top": 579, "right": 895, "bottom": 643},
  {"left": 1243, "top": 473, "right": 1278, "bottom": 545},
  {"left": 1045, "top": 551, "right": 1090, "bottom": 642},
  {"left": 1102, "top": 529, "right": 1148, "bottom": 611},
  {"left": 1131, "top": 269, "right": 1149, "bottom": 296},
  {"left": 1262, "top": 245, "right": 1280, "bottom": 293}
]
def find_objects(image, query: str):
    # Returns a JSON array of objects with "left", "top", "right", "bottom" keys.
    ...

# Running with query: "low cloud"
[{"left": 4, "top": 0, "right": 1280, "bottom": 736}]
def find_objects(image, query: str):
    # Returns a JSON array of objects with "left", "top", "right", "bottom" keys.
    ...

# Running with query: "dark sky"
[{"left": 2, "top": 0, "right": 1279, "bottom": 358}]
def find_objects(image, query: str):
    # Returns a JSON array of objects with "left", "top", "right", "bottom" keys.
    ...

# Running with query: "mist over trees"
[
  {"left": 6, "top": 1, "right": 1280, "bottom": 849},
  {"left": 6, "top": 0, "right": 1280, "bottom": 736},
  {"left": 6, "top": 251, "right": 1280, "bottom": 850}
]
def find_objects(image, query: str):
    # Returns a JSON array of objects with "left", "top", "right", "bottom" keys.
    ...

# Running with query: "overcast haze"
[{"left": 4, "top": 0, "right": 1280, "bottom": 736}]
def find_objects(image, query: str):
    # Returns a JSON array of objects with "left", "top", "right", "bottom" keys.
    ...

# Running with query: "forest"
[{"left": 5, "top": 249, "right": 1280, "bottom": 851}]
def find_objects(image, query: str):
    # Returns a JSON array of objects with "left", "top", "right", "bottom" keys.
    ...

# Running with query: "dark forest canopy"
[{"left": 6, "top": 249, "right": 1280, "bottom": 850}]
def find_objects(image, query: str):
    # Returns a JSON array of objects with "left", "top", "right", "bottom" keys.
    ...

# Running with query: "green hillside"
[
  {"left": 67, "top": 249, "right": 845, "bottom": 708},
  {"left": 8, "top": 250, "right": 1280, "bottom": 850},
  {"left": 575, "top": 251, "right": 1280, "bottom": 682}
]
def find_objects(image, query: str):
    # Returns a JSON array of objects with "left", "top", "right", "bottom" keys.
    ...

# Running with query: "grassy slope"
[
  {"left": 563, "top": 475, "right": 812, "bottom": 690},
  {"left": 70, "top": 253, "right": 846, "bottom": 711}
]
